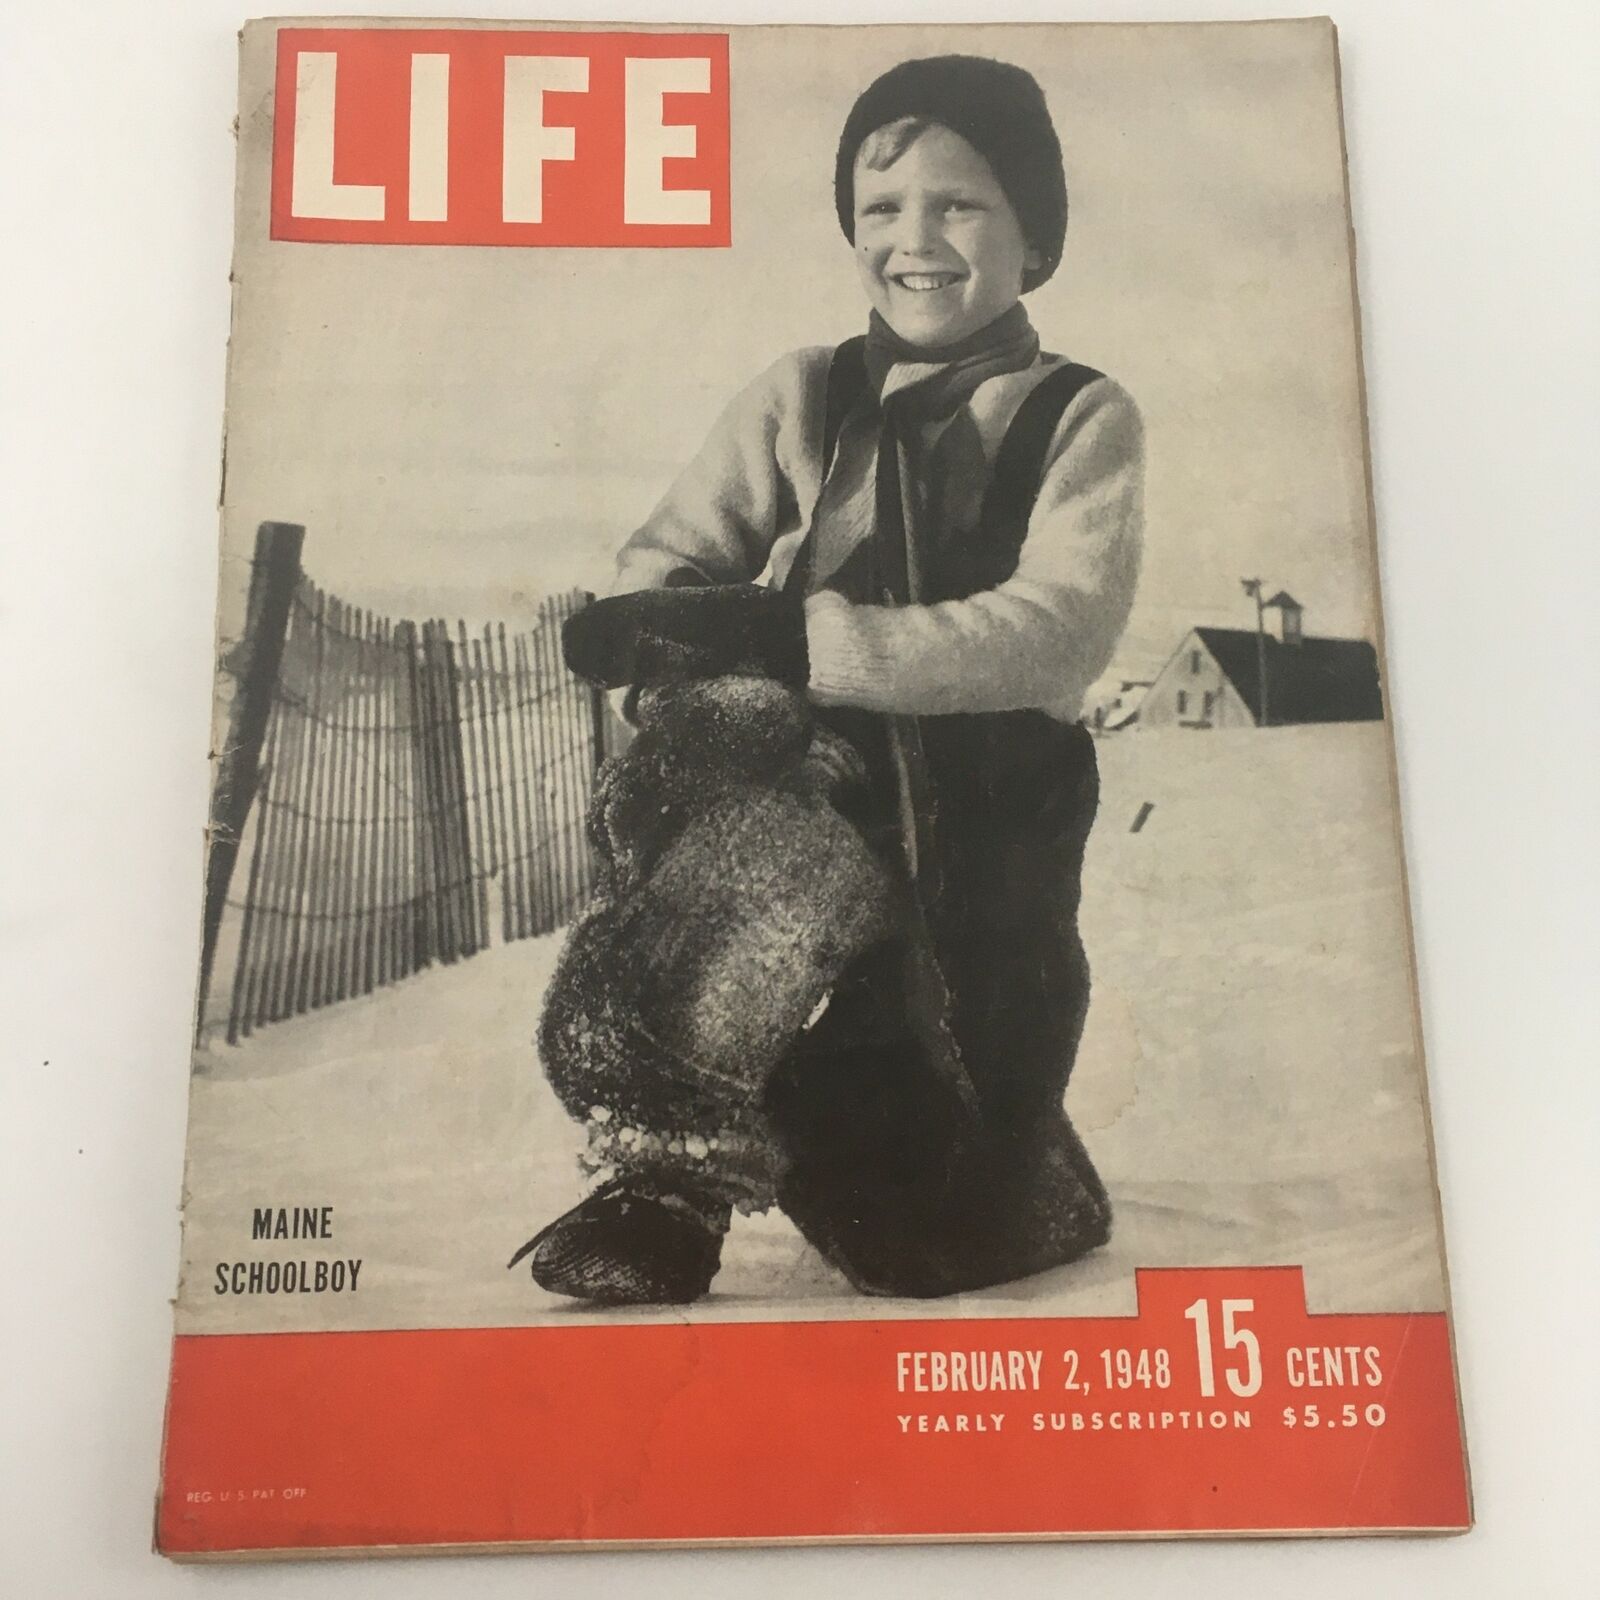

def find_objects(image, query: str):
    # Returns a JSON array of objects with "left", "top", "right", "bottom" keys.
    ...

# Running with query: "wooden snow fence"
[{"left": 197, "top": 522, "right": 612, "bottom": 1044}]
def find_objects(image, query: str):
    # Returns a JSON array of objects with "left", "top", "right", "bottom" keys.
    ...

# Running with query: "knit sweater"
[{"left": 614, "top": 344, "right": 1145, "bottom": 723}]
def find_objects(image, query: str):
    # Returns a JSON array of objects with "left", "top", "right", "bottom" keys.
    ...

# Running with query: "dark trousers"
[{"left": 760, "top": 712, "right": 1110, "bottom": 1297}]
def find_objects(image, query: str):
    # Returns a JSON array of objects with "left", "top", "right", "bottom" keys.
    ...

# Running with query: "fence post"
[
  {"left": 398, "top": 619, "right": 434, "bottom": 970},
  {"left": 197, "top": 521, "right": 305, "bottom": 1034},
  {"left": 581, "top": 592, "right": 609, "bottom": 773}
]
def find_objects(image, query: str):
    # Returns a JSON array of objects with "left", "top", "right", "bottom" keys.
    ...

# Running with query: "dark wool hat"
[{"left": 835, "top": 55, "right": 1068, "bottom": 293}]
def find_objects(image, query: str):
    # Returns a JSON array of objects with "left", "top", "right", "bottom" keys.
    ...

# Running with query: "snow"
[{"left": 176, "top": 721, "right": 1446, "bottom": 1333}]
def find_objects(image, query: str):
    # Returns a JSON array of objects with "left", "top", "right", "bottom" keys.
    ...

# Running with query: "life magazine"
[{"left": 157, "top": 15, "right": 1470, "bottom": 1557}]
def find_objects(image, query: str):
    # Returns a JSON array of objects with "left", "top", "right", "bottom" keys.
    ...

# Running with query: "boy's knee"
[{"left": 777, "top": 1116, "right": 1110, "bottom": 1298}]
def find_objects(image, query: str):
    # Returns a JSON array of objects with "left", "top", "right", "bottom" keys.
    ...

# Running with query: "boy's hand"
[{"left": 562, "top": 585, "right": 809, "bottom": 690}]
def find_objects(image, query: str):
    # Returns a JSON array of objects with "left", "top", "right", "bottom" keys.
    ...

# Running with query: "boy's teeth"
[{"left": 897, "top": 273, "right": 957, "bottom": 290}]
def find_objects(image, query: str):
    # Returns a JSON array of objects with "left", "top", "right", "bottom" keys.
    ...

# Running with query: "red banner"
[
  {"left": 158, "top": 1267, "right": 1469, "bottom": 1554},
  {"left": 270, "top": 28, "right": 731, "bottom": 248}
]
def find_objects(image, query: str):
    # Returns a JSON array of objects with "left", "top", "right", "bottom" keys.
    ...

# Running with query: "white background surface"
[{"left": 2, "top": 1, "right": 1596, "bottom": 1594}]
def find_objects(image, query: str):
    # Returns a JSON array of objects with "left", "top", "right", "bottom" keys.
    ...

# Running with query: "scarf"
[{"left": 806, "top": 303, "right": 1042, "bottom": 605}]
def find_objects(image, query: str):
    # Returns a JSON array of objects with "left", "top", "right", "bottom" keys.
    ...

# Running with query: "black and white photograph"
[{"left": 179, "top": 18, "right": 1445, "bottom": 1335}]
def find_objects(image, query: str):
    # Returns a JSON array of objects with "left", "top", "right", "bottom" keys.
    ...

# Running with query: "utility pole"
[{"left": 1240, "top": 577, "right": 1270, "bottom": 727}]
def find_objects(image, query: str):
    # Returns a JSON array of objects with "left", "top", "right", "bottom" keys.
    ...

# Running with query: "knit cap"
[{"left": 834, "top": 55, "right": 1068, "bottom": 293}]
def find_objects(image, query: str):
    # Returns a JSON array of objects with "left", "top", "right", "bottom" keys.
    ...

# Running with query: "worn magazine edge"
[
  {"left": 154, "top": 21, "right": 259, "bottom": 1561},
  {"left": 242, "top": 14, "right": 1338, "bottom": 39},
  {"left": 162, "top": 1522, "right": 1473, "bottom": 1564},
  {"left": 1327, "top": 21, "right": 1475, "bottom": 1528}
]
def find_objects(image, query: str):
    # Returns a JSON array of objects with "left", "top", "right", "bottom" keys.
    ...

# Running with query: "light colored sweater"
[{"left": 614, "top": 344, "right": 1145, "bottom": 723}]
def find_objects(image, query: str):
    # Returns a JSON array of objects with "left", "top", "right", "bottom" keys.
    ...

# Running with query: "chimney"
[{"left": 1264, "top": 590, "right": 1304, "bottom": 648}]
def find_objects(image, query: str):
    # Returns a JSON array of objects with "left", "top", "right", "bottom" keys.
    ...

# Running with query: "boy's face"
[{"left": 852, "top": 124, "right": 1041, "bottom": 350}]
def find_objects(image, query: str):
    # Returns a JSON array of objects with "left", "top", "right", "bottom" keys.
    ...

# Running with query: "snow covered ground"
[{"left": 175, "top": 721, "right": 1448, "bottom": 1333}]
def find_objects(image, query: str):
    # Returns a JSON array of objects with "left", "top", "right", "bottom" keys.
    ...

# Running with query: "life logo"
[{"left": 269, "top": 27, "right": 731, "bottom": 246}]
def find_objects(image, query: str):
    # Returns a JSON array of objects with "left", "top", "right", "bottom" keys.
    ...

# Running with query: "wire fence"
[{"left": 198, "top": 524, "right": 607, "bottom": 1044}]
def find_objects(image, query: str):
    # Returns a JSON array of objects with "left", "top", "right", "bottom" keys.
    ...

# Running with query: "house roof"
[
  {"left": 1193, "top": 627, "right": 1383, "bottom": 724},
  {"left": 1264, "top": 590, "right": 1302, "bottom": 610}
]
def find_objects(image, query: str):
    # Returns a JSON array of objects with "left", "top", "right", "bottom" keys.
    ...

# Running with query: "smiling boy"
[
  {"left": 855, "top": 119, "right": 1040, "bottom": 349},
  {"left": 523, "top": 56, "right": 1145, "bottom": 1305}
]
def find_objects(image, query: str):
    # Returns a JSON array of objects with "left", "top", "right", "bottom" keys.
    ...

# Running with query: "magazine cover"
[{"left": 157, "top": 15, "right": 1470, "bottom": 1557}]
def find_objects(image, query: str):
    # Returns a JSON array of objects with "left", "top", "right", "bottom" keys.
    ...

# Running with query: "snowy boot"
[{"left": 509, "top": 1177, "right": 732, "bottom": 1307}]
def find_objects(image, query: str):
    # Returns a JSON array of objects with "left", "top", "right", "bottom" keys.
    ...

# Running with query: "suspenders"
[
  {"left": 820, "top": 334, "right": 869, "bottom": 476},
  {"left": 790, "top": 337, "right": 1105, "bottom": 602},
  {"left": 978, "top": 359, "right": 1106, "bottom": 578}
]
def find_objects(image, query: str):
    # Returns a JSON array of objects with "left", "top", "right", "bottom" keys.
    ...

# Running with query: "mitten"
[{"left": 562, "top": 585, "right": 809, "bottom": 690}]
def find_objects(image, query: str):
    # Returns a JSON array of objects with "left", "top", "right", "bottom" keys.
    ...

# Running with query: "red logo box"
[{"left": 270, "top": 27, "right": 731, "bottom": 247}]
